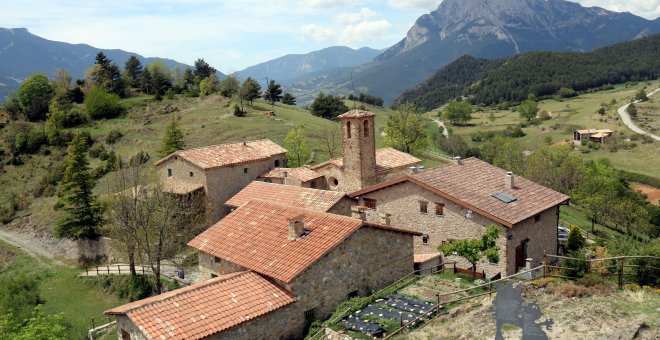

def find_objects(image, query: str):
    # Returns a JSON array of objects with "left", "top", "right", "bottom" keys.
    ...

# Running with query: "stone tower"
[{"left": 338, "top": 109, "right": 377, "bottom": 191}]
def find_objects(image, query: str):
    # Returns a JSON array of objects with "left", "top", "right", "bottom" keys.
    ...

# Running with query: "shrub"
[
  {"left": 89, "top": 144, "right": 108, "bottom": 159},
  {"left": 561, "top": 250, "right": 589, "bottom": 278},
  {"left": 567, "top": 226, "right": 585, "bottom": 251},
  {"left": 233, "top": 104, "right": 245, "bottom": 117},
  {"left": 553, "top": 283, "right": 591, "bottom": 298},
  {"left": 85, "top": 87, "right": 122, "bottom": 119},
  {"left": 106, "top": 129, "right": 123, "bottom": 144},
  {"left": 129, "top": 150, "right": 150, "bottom": 166}
]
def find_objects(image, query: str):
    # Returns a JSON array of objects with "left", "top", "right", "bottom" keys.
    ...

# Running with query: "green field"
[
  {"left": 0, "top": 240, "right": 125, "bottom": 339},
  {"left": 439, "top": 81, "right": 660, "bottom": 178}
]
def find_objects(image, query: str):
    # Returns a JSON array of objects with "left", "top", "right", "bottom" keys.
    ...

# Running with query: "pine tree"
[
  {"left": 56, "top": 132, "right": 102, "bottom": 239},
  {"left": 566, "top": 226, "right": 585, "bottom": 252},
  {"left": 240, "top": 77, "right": 261, "bottom": 107},
  {"left": 159, "top": 119, "right": 185, "bottom": 157},
  {"left": 263, "top": 80, "right": 283, "bottom": 106},
  {"left": 124, "top": 56, "right": 143, "bottom": 88},
  {"left": 282, "top": 93, "right": 296, "bottom": 105}
]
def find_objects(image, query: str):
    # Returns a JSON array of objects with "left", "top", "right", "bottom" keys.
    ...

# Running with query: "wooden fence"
[{"left": 542, "top": 252, "right": 660, "bottom": 289}]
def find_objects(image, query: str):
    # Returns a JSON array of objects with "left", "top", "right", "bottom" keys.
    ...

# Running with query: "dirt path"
[
  {"left": 617, "top": 88, "right": 660, "bottom": 141},
  {"left": 0, "top": 228, "right": 69, "bottom": 267},
  {"left": 432, "top": 118, "right": 449, "bottom": 139}
]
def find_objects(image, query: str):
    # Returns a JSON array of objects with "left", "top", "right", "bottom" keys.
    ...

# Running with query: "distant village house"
[{"left": 573, "top": 129, "right": 614, "bottom": 145}]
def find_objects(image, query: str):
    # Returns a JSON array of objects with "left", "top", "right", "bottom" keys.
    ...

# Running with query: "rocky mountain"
[
  {"left": 0, "top": 28, "right": 199, "bottom": 100},
  {"left": 288, "top": 0, "right": 660, "bottom": 105},
  {"left": 235, "top": 46, "right": 379, "bottom": 85}
]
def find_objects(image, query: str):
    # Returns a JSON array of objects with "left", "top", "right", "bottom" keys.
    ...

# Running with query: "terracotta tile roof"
[
  {"left": 188, "top": 200, "right": 365, "bottom": 283},
  {"left": 258, "top": 166, "right": 323, "bottom": 182},
  {"left": 312, "top": 148, "right": 420, "bottom": 172},
  {"left": 162, "top": 181, "right": 205, "bottom": 195},
  {"left": 106, "top": 271, "right": 294, "bottom": 340},
  {"left": 337, "top": 109, "right": 376, "bottom": 118},
  {"left": 350, "top": 158, "right": 569, "bottom": 227},
  {"left": 226, "top": 181, "right": 349, "bottom": 212},
  {"left": 155, "top": 139, "right": 286, "bottom": 170},
  {"left": 414, "top": 253, "right": 441, "bottom": 263}
]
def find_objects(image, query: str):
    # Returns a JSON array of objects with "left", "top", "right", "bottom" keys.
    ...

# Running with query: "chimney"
[
  {"left": 505, "top": 172, "right": 514, "bottom": 189},
  {"left": 351, "top": 206, "right": 366, "bottom": 221},
  {"left": 379, "top": 212, "right": 391, "bottom": 226},
  {"left": 409, "top": 166, "right": 418, "bottom": 174},
  {"left": 288, "top": 214, "right": 305, "bottom": 240},
  {"left": 454, "top": 156, "right": 462, "bottom": 165},
  {"left": 243, "top": 141, "right": 247, "bottom": 146}
]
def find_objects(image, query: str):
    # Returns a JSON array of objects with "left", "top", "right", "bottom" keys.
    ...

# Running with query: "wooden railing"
[
  {"left": 84, "top": 264, "right": 151, "bottom": 276},
  {"left": 543, "top": 252, "right": 660, "bottom": 289}
]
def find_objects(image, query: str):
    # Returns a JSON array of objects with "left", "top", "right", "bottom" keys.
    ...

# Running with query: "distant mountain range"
[
  {"left": 235, "top": 46, "right": 380, "bottom": 86},
  {"left": 0, "top": 27, "right": 196, "bottom": 100},
  {"left": 287, "top": 0, "right": 660, "bottom": 105},
  {"left": 396, "top": 34, "right": 660, "bottom": 110}
]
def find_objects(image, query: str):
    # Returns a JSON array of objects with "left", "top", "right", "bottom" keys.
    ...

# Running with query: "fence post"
[
  {"left": 107, "top": 266, "right": 110, "bottom": 275},
  {"left": 86, "top": 267, "right": 89, "bottom": 275},
  {"left": 618, "top": 258, "right": 624, "bottom": 289},
  {"left": 96, "top": 267, "right": 99, "bottom": 275},
  {"left": 543, "top": 250, "right": 547, "bottom": 278},
  {"left": 118, "top": 265, "right": 121, "bottom": 275},
  {"left": 453, "top": 261, "right": 457, "bottom": 274}
]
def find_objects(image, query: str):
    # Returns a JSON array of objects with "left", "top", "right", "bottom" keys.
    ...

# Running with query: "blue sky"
[{"left": 2, "top": 0, "right": 658, "bottom": 73}]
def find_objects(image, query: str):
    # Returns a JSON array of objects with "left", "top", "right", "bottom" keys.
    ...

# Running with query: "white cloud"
[
  {"left": 388, "top": 0, "right": 440, "bottom": 12},
  {"left": 574, "top": 0, "right": 660, "bottom": 19},
  {"left": 300, "top": 7, "right": 391, "bottom": 47}
]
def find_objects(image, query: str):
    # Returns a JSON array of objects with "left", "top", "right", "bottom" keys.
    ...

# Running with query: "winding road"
[{"left": 616, "top": 88, "right": 660, "bottom": 141}]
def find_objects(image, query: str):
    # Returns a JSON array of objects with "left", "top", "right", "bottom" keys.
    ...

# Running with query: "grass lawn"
[
  {"left": 440, "top": 80, "right": 660, "bottom": 178},
  {"left": 0, "top": 240, "right": 126, "bottom": 339}
]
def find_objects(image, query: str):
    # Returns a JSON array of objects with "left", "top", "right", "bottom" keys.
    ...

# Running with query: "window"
[
  {"left": 243, "top": 168, "right": 248, "bottom": 174},
  {"left": 346, "top": 121, "right": 352, "bottom": 138},
  {"left": 189, "top": 171, "right": 194, "bottom": 177},
  {"left": 534, "top": 214, "right": 541, "bottom": 223},
  {"left": 214, "top": 256, "right": 221, "bottom": 263},
  {"left": 465, "top": 210, "right": 473, "bottom": 219},
  {"left": 304, "top": 309, "right": 315, "bottom": 323},
  {"left": 167, "top": 169, "right": 173, "bottom": 177},
  {"left": 211, "top": 274, "right": 218, "bottom": 278},
  {"left": 363, "top": 120, "right": 369, "bottom": 137},
  {"left": 422, "top": 235, "right": 429, "bottom": 244},
  {"left": 121, "top": 330, "right": 131, "bottom": 340},
  {"left": 435, "top": 203, "right": 445, "bottom": 216},
  {"left": 275, "top": 159, "right": 280, "bottom": 167},
  {"left": 419, "top": 201, "right": 428, "bottom": 214},
  {"left": 364, "top": 198, "right": 377, "bottom": 209}
]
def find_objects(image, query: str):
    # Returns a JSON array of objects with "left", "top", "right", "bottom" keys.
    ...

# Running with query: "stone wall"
[
  {"left": 208, "top": 304, "right": 303, "bottom": 340},
  {"left": 327, "top": 197, "right": 357, "bottom": 216},
  {"left": 198, "top": 251, "right": 248, "bottom": 279},
  {"left": 282, "top": 227, "right": 414, "bottom": 320},
  {"left": 505, "top": 207, "right": 559, "bottom": 274},
  {"left": 357, "top": 181, "right": 508, "bottom": 278},
  {"left": 205, "top": 156, "right": 285, "bottom": 223},
  {"left": 115, "top": 315, "right": 147, "bottom": 340}
]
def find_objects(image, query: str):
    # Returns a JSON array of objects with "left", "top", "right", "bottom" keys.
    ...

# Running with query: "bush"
[
  {"left": 567, "top": 226, "right": 585, "bottom": 251},
  {"left": 129, "top": 150, "right": 150, "bottom": 166},
  {"left": 85, "top": 87, "right": 122, "bottom": 119},
  {"left": 88, "top": 144, "right": 108, "bottom": 159},
  {"left": 233, "top": 104, "right": 245, "bottom": 117},
  {"left": 561, "top": 250, "right": 589, "bottom": 278},
  {"left": 106, "top": 129, "right": 123, "bottom": 144}
]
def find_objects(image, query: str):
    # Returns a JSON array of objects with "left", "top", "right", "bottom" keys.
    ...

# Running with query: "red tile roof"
[
  {"left": 188, "top": 201, "right": 364, "bottom": 283},
  {"left": 337, "top": 109, "right": 376, "bottom": 119},
  {"left": 155, "top": 139, "right": 286, "bottom": 170},
  {"left": 312, "top": 147, "right": 420, "bottom": 173},
  {"left": 226, "top": 181, "right": 349, "bottom": 212},
  {"left": 105, "top": 271, "right": 295, "bottom": 340},
  {"left": 188, "top": 200, "right": 419, "bottom": 283},
  {"left": 350, "top": 158, "right": 569, "bottom": 227},
  {"left": 258, "top": 166, "right": 323, "bottom": 182}
]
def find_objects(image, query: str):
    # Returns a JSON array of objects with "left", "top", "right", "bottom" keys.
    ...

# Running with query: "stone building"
[
  {"left": 349, "top": 157, "right": 570, "bottom": 279},
  {"left": 154, "top": 139, "right": 287, "bottom": 223},
  {"left": 107, "top": 200, "right": 419, "bottom": 340},
  {"left": 258, "top": 166, "right": 326, "bottom": 189},
  {"left": 225, "top": 181, "right": 355, "bottom": 216},
  {"left": 311, "top": 109, "right": 421, "bottom": 193}
]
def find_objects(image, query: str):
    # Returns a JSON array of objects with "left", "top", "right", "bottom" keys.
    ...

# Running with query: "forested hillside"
[
  {"left": 467, "top": 34, "right": 660, "bottom": 105},
  {"left": 394, "top": 56, "right": 505, "bottom": 111}
]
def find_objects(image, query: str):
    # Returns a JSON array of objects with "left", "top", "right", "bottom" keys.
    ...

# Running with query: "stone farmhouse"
[
  {"left": 258, "top": 166, "right": 326, "bottom": 189},
  {"left": 349, "top": 157, "right": 570, "bottom": 279},
  {"left": 573, "top": 129, "right": 614, "bottom": 145},
  {"left": 107, "top": 200, "right": 419, "bottom": 340},
  {"left": 311, "top": 109, "right": 421, "bottom": 192},
  {"left": 225, "top": 181, "right": 355, "bottom": 216},
  {"left": 154, "top": 139, "right": 287, "bottom": 223}
]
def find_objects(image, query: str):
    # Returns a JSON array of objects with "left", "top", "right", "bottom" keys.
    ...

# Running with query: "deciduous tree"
[
  {"left": 444, "top": 101, "right": 472, "bottom": 125},
  {"left": 438, "top": 225, "right": 500, "bottom": 279},
  {"left": 309, "top": 92, "right": 349, "bottom": 120},
  {"left": 284, "top": 127, "right": 310, "bottom": 167},
  {"left": 517, "top": 99, "right": 539, "bottom": 121},
  {"left": 17, "top": 73, "right": 54, "bottom": 121},
  {"left": 384, "top": 104, "right": 430, "bottom": 155},
  {"left": 239, "top": 77, "right": 261, "bottom": 107}
]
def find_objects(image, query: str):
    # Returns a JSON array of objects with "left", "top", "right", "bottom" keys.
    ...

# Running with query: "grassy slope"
[
  {"left": 0, "top": 240, "right": 125, "bottom": 339},
  {"left": 443, "top": 81, "right": 660, "bottom": 178}
]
